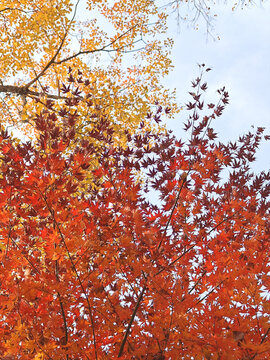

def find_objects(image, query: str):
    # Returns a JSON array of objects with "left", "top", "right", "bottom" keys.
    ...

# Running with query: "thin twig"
[
  {"left": 249, "top": 327, "right": 270, "bottom": 360},
  {"left": 118, "top": 284, "right": 147, "bottom": 358},
  {"left": 155, "top": 244, "right": 195, "bottom": 276},
  {"left": 187, "top": 281, "right": 223, "bottom": 313},
  {"left": 25, "top": 0, "right": 81, "bottom": 89},
  {"left": 157, "top": 174, "right": 187, "bottom": 250},
  {"left": 55, "top": 23, "right": 140, "bottom": 65},
  {"left": 10, "top": 239, "right": 40, "bottom": 274}
]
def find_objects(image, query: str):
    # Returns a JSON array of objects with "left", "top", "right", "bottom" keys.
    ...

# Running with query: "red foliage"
[{"left": 0, "top": 67, "right": 269, "bottom": 359}]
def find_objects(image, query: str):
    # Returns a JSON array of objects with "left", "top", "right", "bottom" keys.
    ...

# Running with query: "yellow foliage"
[{"left": 0, "top": 0, "right": 178, "bottom": 141}]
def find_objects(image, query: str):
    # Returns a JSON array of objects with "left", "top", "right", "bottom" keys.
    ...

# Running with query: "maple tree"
[{"left": 0, "top": 66, "right": 269, "bottom": 359}]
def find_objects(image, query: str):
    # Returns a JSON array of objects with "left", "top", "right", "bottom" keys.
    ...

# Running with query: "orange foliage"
[{"left": 0, "top": 67, "right": 269, "bottom": 359}]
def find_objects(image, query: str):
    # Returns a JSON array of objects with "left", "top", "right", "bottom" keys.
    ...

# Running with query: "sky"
[
  {"left": 6, "top": 1, "right": 270, "bottom": 175},
  {"left": 73, "top": 1, "right": 270, "bottom": 173},
  {"left": 164, "top": 1, "right": 270, "bottom": 173}
]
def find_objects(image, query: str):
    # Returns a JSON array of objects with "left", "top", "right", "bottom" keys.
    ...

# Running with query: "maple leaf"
[{"left": 0, "top": 64, "right": 269, "bottom": 360}]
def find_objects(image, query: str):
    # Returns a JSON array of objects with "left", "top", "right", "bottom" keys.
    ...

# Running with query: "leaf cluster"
[{"left": 0, "top": 69, "right": 269, "bottom": 359}]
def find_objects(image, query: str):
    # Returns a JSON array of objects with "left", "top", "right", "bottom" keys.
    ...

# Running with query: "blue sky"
[
  {"left": 164, "top": 1, "right": 270, "bottom": 172},
  {"left": 74, "top": 0, "right": 270, "bottom": 172}
]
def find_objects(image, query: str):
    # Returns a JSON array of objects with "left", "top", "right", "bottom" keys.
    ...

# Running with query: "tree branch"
[
  {"left": 249, "top": 327, "right": 270, "bottom": 360},
  {"left": 0, "top": 7, "right": 34, "bottom": 15},
  {"left": 10, "top": 238, "right": 40, "bottom": 275},
  {"left": 0, "top": 84, "right": 67, "bottom": 100},
  {"left": 24, "top": 0, "right": 81, "bottom": 89},
  {"left": 55, "top": 23, "right": 140, "bottom": 65},
  {"left": 187, "top": 281, "right": 223, "bottom": 313},
  {"left": 155, "top": 244, "right": 195, "bottom": 277},
  {"left": 41, "top": 193, "right": 98, "bottom": 360},
  {"left": 157, "top": 173, "right": 187, "bottom": 250},
  {"left": 118, "top": 284, "right": 147, "bottom": 358}
]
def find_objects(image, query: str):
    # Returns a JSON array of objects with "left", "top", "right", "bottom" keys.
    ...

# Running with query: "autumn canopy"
[{"left": 0, "top": 1, "right": 269, "bottom": 359}]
